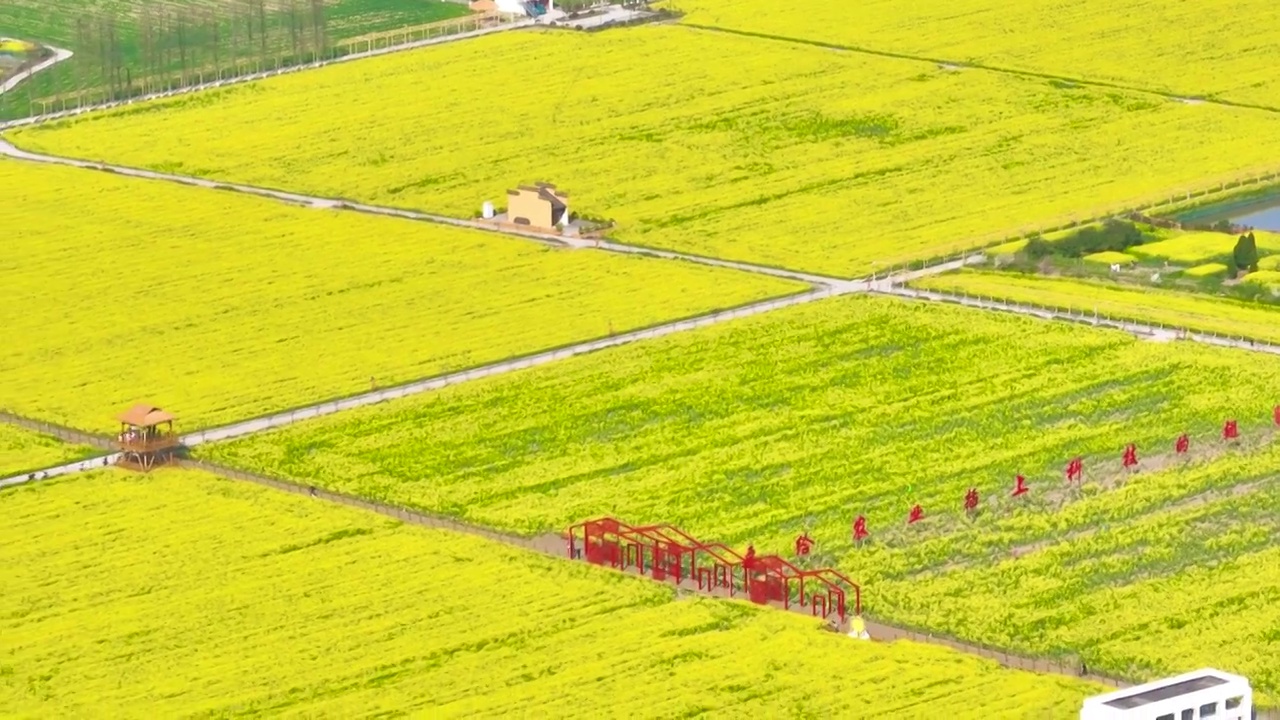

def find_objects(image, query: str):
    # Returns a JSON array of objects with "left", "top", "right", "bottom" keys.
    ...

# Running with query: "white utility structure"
[{"left": 1081, "top": 668, "right": 1251, "bottom": 720}]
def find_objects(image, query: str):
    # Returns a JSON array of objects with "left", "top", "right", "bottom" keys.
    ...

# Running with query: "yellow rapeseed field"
[
  {"left": 14, "top": 27, "right": 1280, "bottom": 275},
  {"left": 671, "top": 0, "right": 1280, "bottom": 106},
  {"left": 0, "top": 159, "right": 799, "bottom": 433},
  {"left": 913, "top": 270, "right": 1280, "bottom": 343},
  {"left": 0, "top": 424, "right": 95, "bottom": 477},
  {"left": 0, "top": 468, "right": 1104, "bottom": 717},
  {"left": 205, "top": 294, "right": 1280, "bottom": 690},
  {"left": 1128, "top": 230, "right": 1280, "bottom": 264}
]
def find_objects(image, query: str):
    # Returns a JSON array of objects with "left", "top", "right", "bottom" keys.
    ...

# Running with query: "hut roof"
[{"left": 117, "top": 403, "right": 176, "bottom": 427}]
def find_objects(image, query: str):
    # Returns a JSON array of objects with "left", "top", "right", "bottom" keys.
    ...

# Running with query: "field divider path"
[
  {"left": 0, "top": 46, "right": 73, "bottom": 95},
  {"left": 881, "top": 285, "right": 1280, "bottom": 356},
  {"left": 0, "top": 410, "right": 116, "bottom": 450},
  {"left": 13, "top": 438, "right": 1280, "bottom": 712},
  {"left": 0, "top": 138, "right": 841, "bottom": 287},
  {"left": 0, "top": 454, "right": 120, "bottom": 490},
  {"left": 180, "top": 255, "right": 982, "bottom": 447},
  {"left": 681, "top": 24, "right": 1280, "bottom": 115},
  {"left": 181, "top": 286, "right": 845, "bottom": 447},
  {"left": 173, "top": 457, "right": 1137, "bottom": 692},
  {"left": 0, "top": 257, "right": 981, "bottom": 489}
]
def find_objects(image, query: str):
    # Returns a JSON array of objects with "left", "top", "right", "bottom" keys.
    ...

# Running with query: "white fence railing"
[
  {"left": 0, "top": 16, "right": 531, "bottom": 130},
  {"left": 883, "top": 285, "right": 1280, "bottom": 356},
  {"left": 181, "top": 287, "right": 840, "bottom": 446}
]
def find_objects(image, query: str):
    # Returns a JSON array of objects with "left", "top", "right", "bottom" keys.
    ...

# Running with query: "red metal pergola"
[{"left": 566, "top": 516, "right": 862, "bottom": 622}]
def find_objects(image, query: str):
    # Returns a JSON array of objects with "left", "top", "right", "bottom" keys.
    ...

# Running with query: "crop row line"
[
  {"left": 681, "top": 24, "right": 1280, "bottom": 115},
  {"left": 880, "top": 285, "right": 1280, "bottom": 356}
]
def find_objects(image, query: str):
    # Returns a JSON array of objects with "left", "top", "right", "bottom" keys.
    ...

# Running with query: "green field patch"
[
  {"left": 1082, "top": 251, "right": 1137, "bottom": 265},
  {"left": 1243, "top": 270, "right": 1280, "bottom": 287},
  {"left": 1183, "top": 262, "right": 1230, "bottom": 278},
  {"left": 1128, "top": 230, "right": 1280, "bottom": 265}
]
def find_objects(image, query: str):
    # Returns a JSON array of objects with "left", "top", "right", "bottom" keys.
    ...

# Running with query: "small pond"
[{"left": 1175, "top": 188, "right": 1280, "bottom": 232}]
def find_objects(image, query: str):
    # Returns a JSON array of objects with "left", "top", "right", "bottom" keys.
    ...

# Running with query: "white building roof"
[{"left": 1082, "top": 668, "right": 1250, "bottom": 716}]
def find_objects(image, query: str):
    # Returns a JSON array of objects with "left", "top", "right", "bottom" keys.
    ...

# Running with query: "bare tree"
[
  {"left": 137, "top": 9, "right": 152, "bottom": 87},
  {"left": 160, "top": 9, "right": 173, "bottom": 86},
  {"left": 75, "top": 16, "right": 91, "bottom": 99},
  {"left": 310, "top": 0, "right": 326, "bottom": 59},
  {"left": 210, "top": 8, "right": 221, "bottom": 76},
  {"left": 288, "top": 0, "right": 301, "bottom": 61},
  {"left": 244, "top": 0, "right": 254, "bottom": 50},
  {"left": 258, "top": 0, "right": 269, "bottom": 61},
  {"left": 176, "top": 11, "right": 188, "bottom": 84},
  {"left": 228, "top": 2, "right": 241, "bottom": 74},
  {"left": 106, "top": 16, "right": 125, "bottom": 98}
]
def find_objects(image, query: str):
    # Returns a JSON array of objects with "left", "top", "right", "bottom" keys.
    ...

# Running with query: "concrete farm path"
[
  {"left": 0, "top": 46, "right": 73, "bottom": 95},
  {"left": 0, "top": 255, "right": 981, "bottom": 489},
  {"left": 880, "top": 285, "right": 1280, "bottom": 356}
]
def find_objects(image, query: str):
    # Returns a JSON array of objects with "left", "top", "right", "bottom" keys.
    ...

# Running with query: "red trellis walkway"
[{"left": 566, "top": 517, "right": 861, "bottom": 623}]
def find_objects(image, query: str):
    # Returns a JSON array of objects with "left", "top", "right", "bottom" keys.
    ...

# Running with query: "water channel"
[{"left": 1175, "top": 186, "right": 1280, "bottom": 231}]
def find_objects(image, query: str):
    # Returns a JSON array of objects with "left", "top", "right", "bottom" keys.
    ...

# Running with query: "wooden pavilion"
[{"left": 115, "top": 403, "right": 180, "bottom": 471}]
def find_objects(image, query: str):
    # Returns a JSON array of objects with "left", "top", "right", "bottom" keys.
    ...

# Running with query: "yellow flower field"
[
  {"left": 0, "top": 468, "right": 1104, "bottom": 718},
  {"left": 912, "top": 270, "right": 1280, "bottom": 343},
  {"left": 0, "top": 424, "right": 95, "bottom": 477},
  {"left": 670, "top": 0, "right": 1280, "bottom": 106},
  {"left": 873, "top": 443, "right": 1280, "bottom": 701},
  {"left": 1128, "top": 230, "right": 1280, "bottom": 265},
  {"left": 0, "top": 159, "right": 799, "bottom": 433},
  {"left": 201, "top": 295, "right": 1280, "bottom": 693},
  {"left": 14, "top": 27, "right": 1280, "bottom": 275}
]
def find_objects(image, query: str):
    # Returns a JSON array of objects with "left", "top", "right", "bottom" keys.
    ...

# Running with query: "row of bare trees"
[{"left": 64, "top": 0, "right": 332, "bottom": 101}]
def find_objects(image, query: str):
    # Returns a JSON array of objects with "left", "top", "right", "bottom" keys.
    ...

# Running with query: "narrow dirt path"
[{"left": 176, "top": 458, "right": 1137, "bottom": 693}]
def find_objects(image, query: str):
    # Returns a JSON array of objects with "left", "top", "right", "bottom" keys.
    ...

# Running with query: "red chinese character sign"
[
  {"left": 852, "top": 516, "right": 869, "bottom": 544},
  {"left": 1274, "top": 405, "right": 1280, "bottom": 427},
  {"left": 964, "top": 487, "right": 979, "bottom": 514},
  {"left": 1223, "top": 420, "right": 1239, "bottom": 441},
  {"left": 907, "top": 504, "right": 925, "bottom": 525},
  {"left": 1012, "top": 474, "right": 1029, "bottom": 497},
  {"left": 1065, "top": 457, "right": 1084, "bottom": 484},
  {"left": 1175, "top": 433, "right": 1190, "bottom": 455},
  {"left": 1122, "top": 443, "right": 1138, "bottom": 469},
  {"left": 794, "top": 533, "right": 813, "bottom": 557}
]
